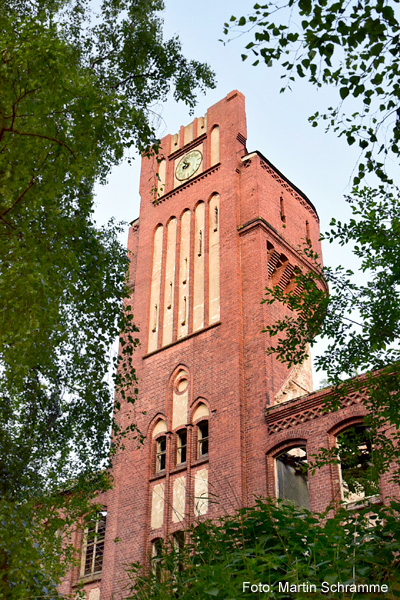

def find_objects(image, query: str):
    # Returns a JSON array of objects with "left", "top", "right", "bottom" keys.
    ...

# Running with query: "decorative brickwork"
[
  {"left": 60, "top": 91, "right": 399, "bottom": 600},
  {"left": 265, "top": 387, "right": 365, "bottom": 434}
]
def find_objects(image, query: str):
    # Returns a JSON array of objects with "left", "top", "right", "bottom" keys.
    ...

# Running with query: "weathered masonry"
[{"left": 60, "top": 92, "right": 398, "bottom": 600}]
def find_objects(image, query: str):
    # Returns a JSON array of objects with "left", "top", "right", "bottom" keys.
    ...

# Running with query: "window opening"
[
  {"left": 167, "top": 281, "right": 173, "bottom": 309},
  {"left": 280, "top": 196, "right": 286, "bottom": 223},
  {"left": 276, "top": 447, "right": 309, "bottom": 509},
  {"left": 173, "top": 531, "right": 185, "bottom": 572},
  {"left": 82, "top": 511, "right": 107, "bottom": 577},
  {"left": 198, "top": 229, "right": 203, "bottom": 256},
  {"left": 156, "top": 436, "right": 167, "bottom": 472},
  {"left": 337, "top": 425, "right": 378, "bottom": 503},
  {"left": 181, "top": 295, "right": 187, "bottom": 326},
  {"left": 176, "top": 430, "right": 187, "bottom": 465},
  {"left": 214, "top": 206, "right": 219, "bottom": 232},
  {"left": 197, "top": 421, "right": 209, "bottom": 458},
  {"left": 152, "top": 303, "right": 158, "bottom": 333},
  {"left": 182, "top": 257, "right": 188, "bottom": 284},
  {"left": 151, "top": 538, "right": 163, "bottom": 581},
  {"left": 306, "top": 220, "right": 311, "bottom": 244}
]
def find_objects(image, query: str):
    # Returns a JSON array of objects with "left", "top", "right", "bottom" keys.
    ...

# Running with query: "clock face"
[{"left": 175, "top": 149, "right": 202, "bottom": 181}]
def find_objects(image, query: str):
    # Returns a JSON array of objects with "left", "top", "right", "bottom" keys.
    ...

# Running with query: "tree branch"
[
  {"left": 1, "top": 176, "right": 36, "bottom": 218},
  {"left": 2, "top": 128, "right": 76, "bottom": 158}
]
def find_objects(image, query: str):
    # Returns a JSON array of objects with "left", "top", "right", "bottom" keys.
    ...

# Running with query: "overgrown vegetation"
[
  {"left": 128, "top": 498, "right": 400, "bottom": 599},
  {"left": 0, "top": 0, "right": 214, "bottom": 596},
  {"left": 224, "top": 0, "right": 400, "bottom": 487}
]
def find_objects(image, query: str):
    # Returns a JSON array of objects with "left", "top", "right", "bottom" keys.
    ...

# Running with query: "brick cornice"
[
  {"left": 238, "top": 216, "right": 324, "bottom": 279},
  {"left": 152, "top": 163, "right": 221, "bottom": 205},
  {"left": 265, "top": 385, "right": 367, "bottom": 434}
]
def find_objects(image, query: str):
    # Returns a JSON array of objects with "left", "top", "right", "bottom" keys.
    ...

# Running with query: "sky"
[{"left": 93, "top": 1, "right": 367, "bottom": 387}]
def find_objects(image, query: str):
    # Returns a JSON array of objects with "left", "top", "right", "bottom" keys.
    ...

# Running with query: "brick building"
[{"left": 60, "top": 91, "right": 396, "bottom": 600}]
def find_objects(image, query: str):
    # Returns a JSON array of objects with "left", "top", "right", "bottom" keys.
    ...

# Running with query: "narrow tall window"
[
  {"left": 214, "top": 206, "right": 219, "bottom": 232},
  {"left": 181, "top": 295, "right": 187, "bottom": 326},
  {"left": 182, "top": 257, "right": 188, "bottom": 284},
  {"left": 151, "top": 538, "right": 163, "bottom": 581},
  {"left": 176, "top": 430, "right": 187, "bottom": 465},
  {"left": 280, "top": 196, "right": 286, "bottom": 223},
  {"left": 167, "top": 281, "right": 173, "bottom": 310},
  {"left": 152, "top": 303, "right": 158, "bottom": 333},
  {"left": 173, "top": 531, "right": 185, "bottom": 572},
  {"left": 156, "top": 436, "right": 167, "bottom": 472},
  {"left": 306, "top": 220, "right": 311, "bottom": 244},
  {"left": 197, "top": 421, "right": 209, "bottom": 458},
  {"left": 82, "top": 511, "right": 107, "bottom": 577},
  {"left": 198, "top": 229, "right": 203, "bottom": 257}
]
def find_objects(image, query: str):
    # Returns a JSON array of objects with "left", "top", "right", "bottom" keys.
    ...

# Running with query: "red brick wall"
[{"left": 61, "top": 91, "right": 398, "bottom": 600}]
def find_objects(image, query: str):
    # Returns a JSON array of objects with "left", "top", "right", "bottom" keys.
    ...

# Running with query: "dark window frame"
[
  {"left": 156, "top": 435, "right": 167, "bottom": 472},
  {"left": 176, "top": 429, "right": 187, "bottom": 465},
  {"left": 197, "top": 420, "right": 209, "bottom": 458}
]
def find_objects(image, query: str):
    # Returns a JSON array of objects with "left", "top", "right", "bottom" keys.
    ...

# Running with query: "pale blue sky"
[{"left": 94, "top": 1, "right": 371, "bottom": 387}]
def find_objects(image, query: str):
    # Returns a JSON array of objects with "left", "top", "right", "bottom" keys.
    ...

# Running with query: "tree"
[
  {"left": 0, "top": 1, "right": 214, "bottom": 596},
  {"left": 127, "top": 498, "right": 400, "bottom": 599},
  {"left": 226, "top": 0, "right": 400, "bottom": 185},
  {"left": 224, "top": 0, "right": 400, "bottom": 486}
]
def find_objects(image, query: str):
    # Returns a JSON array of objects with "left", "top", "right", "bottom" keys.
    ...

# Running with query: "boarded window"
[{"left": 276, "top": 447, "right": 310, "bottom": 509}]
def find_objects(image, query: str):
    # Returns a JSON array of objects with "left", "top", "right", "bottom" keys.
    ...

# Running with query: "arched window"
[
  {"left": 275, "top": 446, "right": 309, "bottom": 509},
  {"left": 197, "top": 421, "right": 209, "bottom": 458},
  {"left": 337, "top": 425, "right": 378, "bottom": 503}
]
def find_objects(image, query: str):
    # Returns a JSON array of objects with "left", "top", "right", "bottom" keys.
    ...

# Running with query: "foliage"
[
  {"left": 127, "top": 498, "right": 400, "bottom": 599},
  {"left": 0, "top": 475, "right": 109, "bottom": 599},
  {"left": 225, "top": 1, "right": 400, "bottom": 487},
  {"left": 226, "top": 0, "right": 400, "bottom": 185},
  {"left": 262, "top": 186, "right": 400, "bottom": 483},
  {"left": 0, "top": 0, "right": 214, "bottom": 596}
]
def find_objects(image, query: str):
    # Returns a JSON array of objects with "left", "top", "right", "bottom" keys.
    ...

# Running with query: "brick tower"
[{"left": 62, "top": 91, "right": 329, "bottom": 599}]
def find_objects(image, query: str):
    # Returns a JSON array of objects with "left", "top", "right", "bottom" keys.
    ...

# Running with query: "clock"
[{"left": 175, "top": 149, "right": 202, "bottom": 181}]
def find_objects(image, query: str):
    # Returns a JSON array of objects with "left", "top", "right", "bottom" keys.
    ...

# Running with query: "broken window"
[
  {"left": 151, "top": 538, "right": 163, "bottom": 581},
  {"left": 176, "top": 429, "right": 187, "bottom": 465},
  {"left": 276, "top": 446, "right": 310, "bottom": 509},
  {"left": 173, "top": 531, "right": 185, "bottom": 572},
  {"left": 156, "top": 436, "right": 167, "bottom": 472},
  {"left": 81, "top": 510, "right": 107, "bottom": 577},
  {"left": 337, "top": 425, "right": 379, "bottom": 503},
  {"left": 197, "top": 421, "right": 209, "bottom": 458}
]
